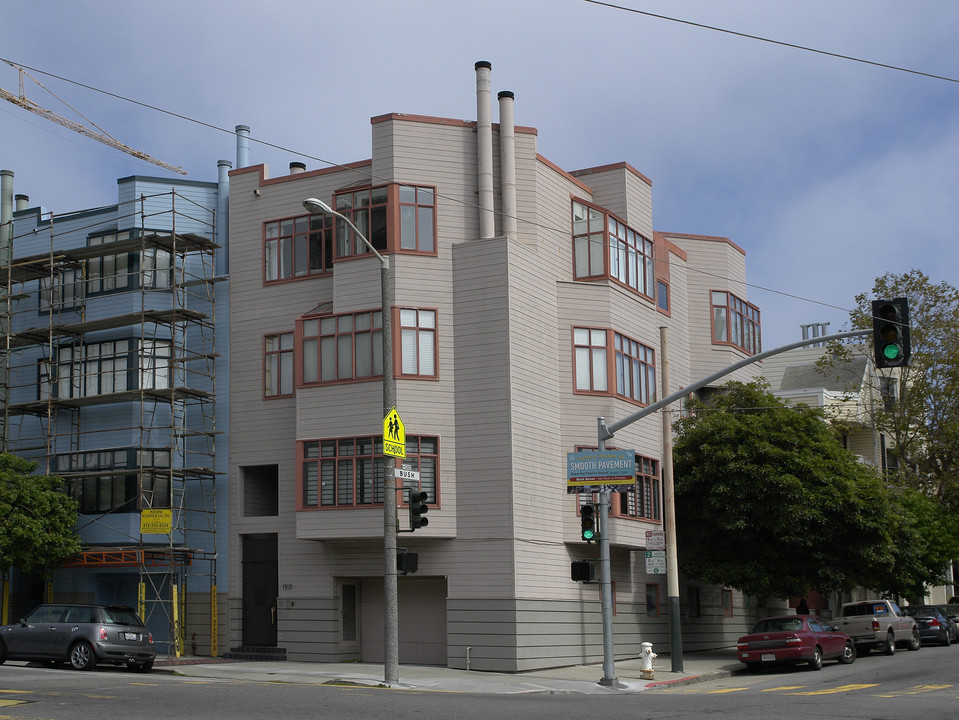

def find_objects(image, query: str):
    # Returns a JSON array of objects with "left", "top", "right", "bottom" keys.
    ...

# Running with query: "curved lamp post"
[{"left": 302, "top": 198, "right": 398, "bottom": 684}]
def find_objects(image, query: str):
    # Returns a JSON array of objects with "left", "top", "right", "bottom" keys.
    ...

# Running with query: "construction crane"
[{"left": 0, "top": 63, "right": 186, "bottom": 175}]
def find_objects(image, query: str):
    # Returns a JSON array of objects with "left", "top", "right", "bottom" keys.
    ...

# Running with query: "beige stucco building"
[{"left": 226, "top": 63, "right": 763, "bottom": 671}]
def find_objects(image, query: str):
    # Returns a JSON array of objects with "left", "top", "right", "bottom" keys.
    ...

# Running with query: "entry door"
[{"left": 242, "top": 534, "right": 278, "bottom": 647}]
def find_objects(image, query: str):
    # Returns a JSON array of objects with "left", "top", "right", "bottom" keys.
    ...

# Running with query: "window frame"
[
  {"left": 571, "top": 199, "right": 655, "bottom": 299},
  {"left": 59, "top": 446, "right": 172, "bottom": 514},
  {"left": 578, "top": 452, "right": 662, "bottom": 523},
  {"left": 297, "top": 308, "right": 384, "bottom": 386},
  {"left": 710, "top": 289, "right": 762, "bottom": 354},
  {"left": 263, "top": 212, "right": 334, "bottom": 284},
  {"left": 298, "top": 435, "right": 439, "bottom": 510},
  {"left": 264, "top": 332, "right": 295, "bottom": 398},
  {"left": 573, "top": 327, "right": 656, "bottom": 406},
  {"left": 397, "top": 307, "right": 438, "bottom": 379},
  {"left": 332, "top": 183, "right": 439, "bottom": 260}
]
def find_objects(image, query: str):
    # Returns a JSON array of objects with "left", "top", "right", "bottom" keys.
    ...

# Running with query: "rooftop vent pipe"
[
  {"left": 290, "top": 162, "right": 306, "bottom": 174},
  {"left": 475, "top": 61, "right": 494, "bottom": 239},
  {"left": 15, "top": 194, "right": 29, "bottom": 211},
  {"left": 498, "top": 90, "right": 517, "bottom": 240},
  {"left": 236, "top": 125, "right": 251, "bottom": 168}
]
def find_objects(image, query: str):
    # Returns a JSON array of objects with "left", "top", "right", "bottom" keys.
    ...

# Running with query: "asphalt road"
[{"left": 1, "top": 643, "right": 957, "bottom": 719}]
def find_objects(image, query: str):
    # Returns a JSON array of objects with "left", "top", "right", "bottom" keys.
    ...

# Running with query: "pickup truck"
[{"left": 838, "top": 599, "right": 920, "bottom": 654}]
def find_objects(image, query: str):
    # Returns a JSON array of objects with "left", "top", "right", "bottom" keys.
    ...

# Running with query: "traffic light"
[
  {"left": 580, "top": 503, "right": 598, "bottom": 543},
  {"left": 571, "top": 560, "right": 595, "bottom": 583},
  {"left": 871, "top": 298, "right": 911, "bottom": 368},
  {"left": 409, "top": 489, "right": 429, "bottom": 531},
  {"left": 397, "top": 550, "right": 418, "bottom": 574}
]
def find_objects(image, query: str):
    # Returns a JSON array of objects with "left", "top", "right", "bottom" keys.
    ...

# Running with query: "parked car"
[
  {"left": 737, "top": 615, "right": 856, "bottom": 672},
  {"left": 0, "top": 603, "right": 155, "bottom": 671},
  {"left": 838, "top": 599, "right": 920, "bottom": 654},
  {"left": 903, "top": 605, "right": 958, "bottom": 646}
]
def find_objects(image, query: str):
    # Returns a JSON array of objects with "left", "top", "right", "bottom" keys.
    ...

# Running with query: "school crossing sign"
[{"left": 383, "top": 407, "right": 406, "bottom": 458}]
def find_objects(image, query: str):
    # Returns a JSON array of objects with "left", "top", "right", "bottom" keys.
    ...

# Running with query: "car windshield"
[
  {"left": 102, "top": 607, "right": 144, "bottom": 626},
  {"left": 904, "top": 607, "right": 938, "bottom": 617},
  {"left": 752, "top": 618, "right": 804, "bottom": 633}
]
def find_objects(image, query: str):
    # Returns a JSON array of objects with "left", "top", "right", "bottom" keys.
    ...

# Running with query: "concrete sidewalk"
[{"left": 156, "top": 648, "right": 745, "bottom": 694}]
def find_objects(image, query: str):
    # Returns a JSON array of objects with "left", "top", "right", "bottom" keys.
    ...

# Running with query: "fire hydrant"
[{"left": 640, "top": 641, "right": 657, "bottom": 680}]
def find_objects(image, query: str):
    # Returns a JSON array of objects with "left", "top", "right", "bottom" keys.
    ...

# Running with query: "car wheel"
[
  {"left": 127, "top": 660, "right": 154, "bottom": 673},
  {"left": 69, "top": 641, "right": 97, "bottom": 670},
  {"left": 808, "top": 646, "right": 823, "bottom": 671},
  {"left": 942, "top": 632, "right": 951, "bottom": 647},
  {"left": 883, "top": 632, "right": 896, "bottom": 655},
  {"left": 907, "top": 629, "right": 921, "bottom": 651},
  {"left": 838, "top": 640, "right": 857, "bottom": 664},
  {"left": 0, "top": 640, "right": 6, "bottom": 665}
]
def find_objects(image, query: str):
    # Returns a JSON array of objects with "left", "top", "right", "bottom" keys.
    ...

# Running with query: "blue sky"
[{"left": 2, "top": 0, "right": 957, "bottom": 349}]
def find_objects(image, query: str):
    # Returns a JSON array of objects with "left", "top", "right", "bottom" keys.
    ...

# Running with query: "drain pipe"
[
  {"left": 497, "top": 90, "right": 517, "bottom": 240},
  {"left": 466, "top": 646, "right": 472, "bottom": 671},
  {"left": 475, "top": 61, "right": 494, "bottom": 239}
]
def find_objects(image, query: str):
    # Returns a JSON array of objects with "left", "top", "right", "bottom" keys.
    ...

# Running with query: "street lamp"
[{"left": 301, "top": 197, "right": 398, "bottom": 684}]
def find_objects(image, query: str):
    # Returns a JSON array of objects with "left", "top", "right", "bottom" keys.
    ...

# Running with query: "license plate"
[
  {"left": 124, "top": 632, "right": 139, "bottom": 641},
  {"left": 761, "top": 653, "right": 776, "bottom": 662}
]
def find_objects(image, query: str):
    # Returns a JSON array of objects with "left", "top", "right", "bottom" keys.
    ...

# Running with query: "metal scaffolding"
[{"left": 1, "top": 189, "right": 219, "bottom": 656}]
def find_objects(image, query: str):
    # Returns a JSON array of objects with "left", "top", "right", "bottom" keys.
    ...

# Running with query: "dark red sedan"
[{"left": 737, "top": 615, "right": 857, "bottom": 671}]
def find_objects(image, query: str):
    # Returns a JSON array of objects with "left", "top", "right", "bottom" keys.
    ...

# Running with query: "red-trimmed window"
[
  {"left": 399, "top": 308, "right": 437, "bottom": 378},
  {"left": 711, "top": 290, "right": 761, "bottom": 354},
  {"left": 614, "top": 333, "right": 655, "bottom": 404},
  {"left": 299, "top": 310, "right": 383, "bottom": 385},
  {"left": 574, "top": 327, "right": 655, "bottom": 405},
  {"left": 573, "top": 327, "right": 608, "bottom": 393},
  {"left": 264, "top": 332, "right": 294, "bottom": 397},
  {"left": 264, "top": 213, "right": 333, "bottom": 282},
  {"left": 398, "top": 186, "right": 436, "bottom": 252},
  {"left": 578, "top": 453, "right": 661, "bottom": 522},
  {"left": 331, "top": 184, "right": 437, "bottom": 259},
  {"left": 572, "top": 200, "right": 654, "bottom": 298},
  {"left": 299, "top": 435, "right": 438, "bottom": 509}
]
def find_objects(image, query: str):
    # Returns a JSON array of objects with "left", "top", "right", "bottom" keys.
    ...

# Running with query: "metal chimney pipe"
[
  {"left": 216, "top": 160, "right": 232, "bottom": 276},
  {"left": 236, "top": 125, "right": 251, "bottom": 168},
  {"left": 15, "top": 194, "right": 29, "bottom": 211},
  {"left": 0, "top": 170, "right": 13, "bottom": 260},
  {"left": 497, "top": 90, "right": 517, "bottom": 240},
  {"left": 475, "top": 61, "right": 494, "bottom": 239},
  {"left": 289, "top": 162, "right": 306, "bottom": 174}
]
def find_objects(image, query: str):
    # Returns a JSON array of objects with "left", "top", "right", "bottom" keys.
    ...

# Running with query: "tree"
[
  {"left": 0, "top": 453, "right": 81, "bottom": 574},
  {"left": 827, "top": 269, "right": 959, "bottom": 505},
  {"left": 672, "top": 381, "right": 897, "bottom": 599}
]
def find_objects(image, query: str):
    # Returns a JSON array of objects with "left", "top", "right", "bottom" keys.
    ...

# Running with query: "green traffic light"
[
  {"left": 883, "top": 344, "right": 902, "bottom": 360},
  {"left": 582, "top": 529, "right": 595, "bottom": 541}
]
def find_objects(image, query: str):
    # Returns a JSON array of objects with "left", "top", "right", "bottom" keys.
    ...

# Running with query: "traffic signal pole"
[{"left": 595, "top": 328, "right": 872, "bottom": 685}]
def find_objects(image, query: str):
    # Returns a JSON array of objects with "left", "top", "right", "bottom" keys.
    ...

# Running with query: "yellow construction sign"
[
  {"left": 383, "top": 407, "right": 406, "bottom": 458},
  {"left": 140, "top": 508, "right": 172, "bottom": 535}
]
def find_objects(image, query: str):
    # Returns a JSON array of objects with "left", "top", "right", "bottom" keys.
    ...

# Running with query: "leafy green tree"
[
  {"left": 673, "top": 382, "right": 896, "bottom": 599},
  {"left": 878, "top": 486, "right": 959, "bottom": 601},
  {"left": 830, "top": 270, "right": 959, "bottom": 505},
  {"left": 0, "top": 453, "right": 81, "bottom": 574}
]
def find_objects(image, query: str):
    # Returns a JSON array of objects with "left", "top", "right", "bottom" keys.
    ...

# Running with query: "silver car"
[{"left": 0, "top": 603, "right": 155, "bottom": 671}]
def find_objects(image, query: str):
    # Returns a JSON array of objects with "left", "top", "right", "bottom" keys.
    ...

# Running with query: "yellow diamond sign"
[{"left": 383, "top": 407, "right": 406, "bottom": 458}]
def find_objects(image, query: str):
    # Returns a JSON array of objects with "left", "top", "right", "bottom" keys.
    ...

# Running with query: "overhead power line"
[
  {"left": 582, "top": 0, "right": 959, "bottom": 84},
  {"left": 0, "top": 56, "right": 858, "bottom": 318}
]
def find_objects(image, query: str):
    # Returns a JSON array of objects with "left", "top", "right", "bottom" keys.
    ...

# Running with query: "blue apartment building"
[{"left": 1, "top": 167, "right": 231, "bottom": 656}]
